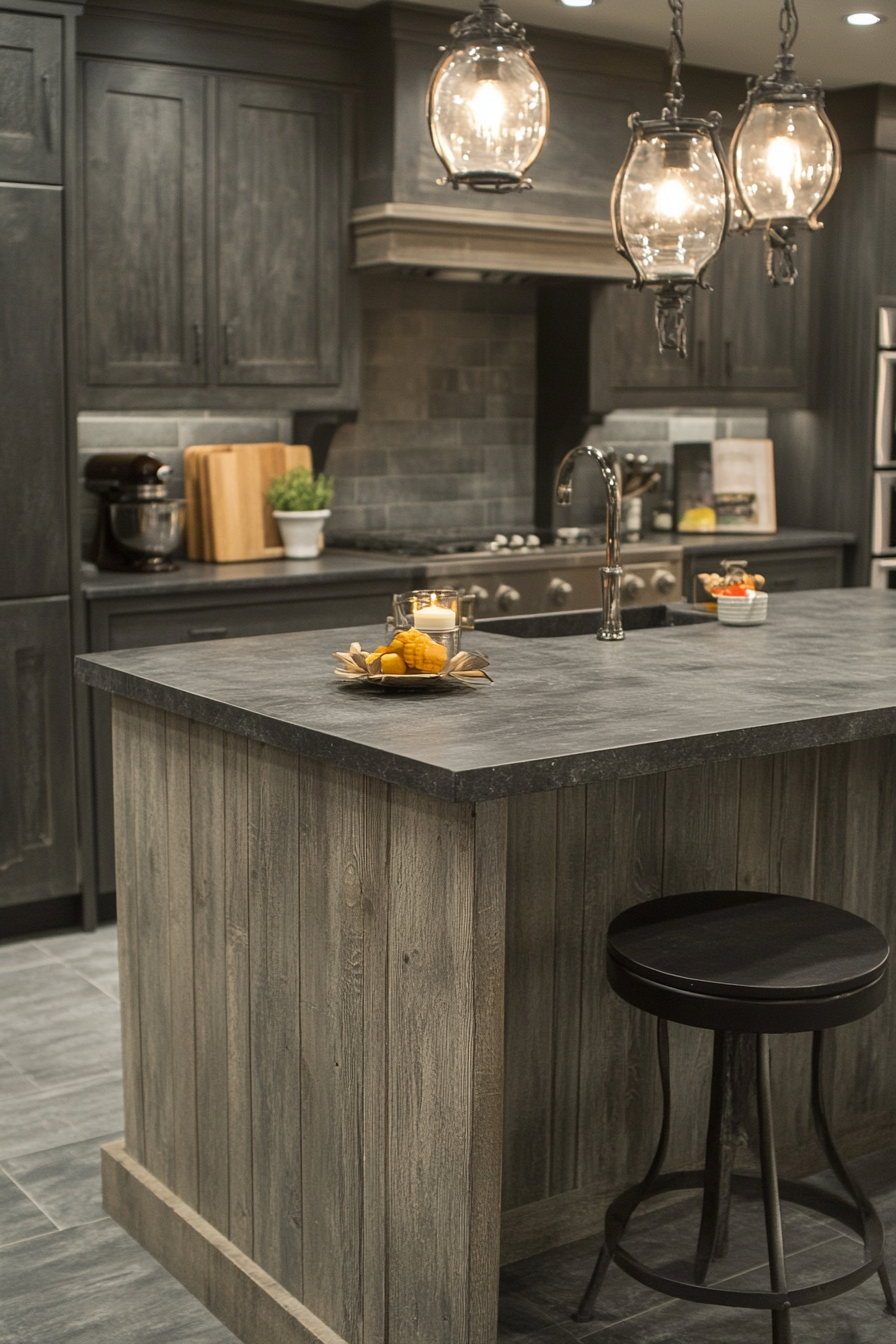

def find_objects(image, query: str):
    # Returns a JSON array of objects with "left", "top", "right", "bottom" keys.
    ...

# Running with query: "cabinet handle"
[
  {"left": 697, "top": 340, "right": 706, "bottom": 382},
  {"left": 724, "top": 340, "right": 733, "bottom": 383},
  {"left": 41, "top": 72, "right": 52, "bottom": 151},
  {"left": 192, "top": 322, "right": 203, "bottom": 366},
  {"left": 188, "top": 626, "right": 228, "bottom": 640},
  {"left": 223, "top": 320, "right": 238, "bottom": 365}
]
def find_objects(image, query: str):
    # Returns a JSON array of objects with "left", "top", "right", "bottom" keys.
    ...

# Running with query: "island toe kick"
[{"left": 104, "top": 694, "right": 896, "bottom": 1344}]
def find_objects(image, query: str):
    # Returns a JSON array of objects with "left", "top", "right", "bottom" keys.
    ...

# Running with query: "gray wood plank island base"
[{"left": 75, "top": 591, "right": 896, "bottom": 1344}]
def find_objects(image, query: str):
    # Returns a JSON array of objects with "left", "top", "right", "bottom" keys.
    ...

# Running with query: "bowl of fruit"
[
  {"left": 698, "top": 565, "right": 768, "bottom": 626},
  {"left": 332, "top": 629, "right": 492, "bottom": 691}
]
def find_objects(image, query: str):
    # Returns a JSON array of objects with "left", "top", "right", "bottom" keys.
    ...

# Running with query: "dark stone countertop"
[
  {"left": 75, "top": 589, "right": 896, "bottom": 803},
  {"left": 652, "top": 527, "right": 855, "bottom": 554},
  {"left": 79, "top": 553, "right": 427, "bottom": 600}
]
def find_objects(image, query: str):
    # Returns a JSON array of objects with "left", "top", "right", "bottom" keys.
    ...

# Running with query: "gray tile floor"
[
  {"left": 0, "top": 926, "right": 237, "bottom": 1343},
  {"left": 2, "top": 925, "right": 895, "bottom": 1343}
]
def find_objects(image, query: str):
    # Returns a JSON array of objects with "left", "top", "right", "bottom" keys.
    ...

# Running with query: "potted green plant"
[{"left": 267, "top": 467, "right": 335, "bottom": 558}]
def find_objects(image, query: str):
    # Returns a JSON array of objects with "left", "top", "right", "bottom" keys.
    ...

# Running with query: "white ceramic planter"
[
  {"left": 717, "top": 592, "right": 769, "bottom": 626},
  {"left": 272, "top": 509, "right": 331, "bottom": 559}
]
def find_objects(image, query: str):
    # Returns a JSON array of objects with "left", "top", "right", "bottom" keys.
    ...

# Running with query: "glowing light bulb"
[
  {"left": 655, "top": 176, "right": 692, "bottom": 219},
  {"left": 766, "top": 135, "right": 802, "bottom": 211},
  {"left": 469, "top": 79, "right": 506, "bottom": 142},
  {"left": 845, "top": 11, "right": 883, "bottom": 24}
]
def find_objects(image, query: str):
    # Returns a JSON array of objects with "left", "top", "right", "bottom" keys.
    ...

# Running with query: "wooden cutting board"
[{"left": 184, "top": 442, "right": 312, "bottom": 562}]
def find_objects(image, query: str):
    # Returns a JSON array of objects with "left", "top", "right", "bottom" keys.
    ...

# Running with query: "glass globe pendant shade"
[
  {"left": 614, "top": 123, "right": 729, "bottom": 285},
  {"left": 729, "top": 0, "right": 841, "bottom": 284},
  {"left": 426, "top": 0, "right": 549, "bottom": 192}
]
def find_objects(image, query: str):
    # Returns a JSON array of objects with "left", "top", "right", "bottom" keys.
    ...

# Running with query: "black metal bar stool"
[{"left": 575, "top": 890, "right": 895, "bottom": 1343}]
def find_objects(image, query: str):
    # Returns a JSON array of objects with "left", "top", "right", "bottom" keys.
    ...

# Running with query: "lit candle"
[{"left": 414, "top": 594, "right": 457, "bottom": 631}]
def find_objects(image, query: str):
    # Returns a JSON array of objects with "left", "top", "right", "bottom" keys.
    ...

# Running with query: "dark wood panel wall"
[{"left": 501, "top": 737, "right": 896, "bottom": 1262}]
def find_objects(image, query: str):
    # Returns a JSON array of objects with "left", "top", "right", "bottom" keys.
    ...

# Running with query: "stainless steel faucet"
[{"left": 555, "top": 445, "right": 624, "bottom": 641}]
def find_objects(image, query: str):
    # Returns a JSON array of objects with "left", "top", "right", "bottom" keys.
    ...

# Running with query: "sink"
[{"left": 476, "top": 604, "right": 715, "bottom": 639}]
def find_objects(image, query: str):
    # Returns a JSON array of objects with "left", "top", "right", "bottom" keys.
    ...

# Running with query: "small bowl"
[{"left": 716, "top": 592, "right": 769, "bottom": 626}]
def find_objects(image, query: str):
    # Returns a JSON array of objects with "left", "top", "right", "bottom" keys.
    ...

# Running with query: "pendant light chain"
[
  {"left": 666, "top": 0, "right": 686, "bottom": 120},
  {"left": 779, "top": 0, "right": 799, "bottom": 57}
]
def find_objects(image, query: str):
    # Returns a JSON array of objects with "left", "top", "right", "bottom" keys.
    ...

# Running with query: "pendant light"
[
  {"left": 729, "top": 0, "right": 841, "bottom": 285},
  {"left": 611, "top": 0, "right": 732, "bottom": 357},
  {"left": 426, "top": 0, "right": 549, "bottom": 193}
]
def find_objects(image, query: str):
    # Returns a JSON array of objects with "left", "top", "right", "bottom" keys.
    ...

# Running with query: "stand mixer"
[{"left": 85, "top": 453, "right": 187, "bottom": 572}]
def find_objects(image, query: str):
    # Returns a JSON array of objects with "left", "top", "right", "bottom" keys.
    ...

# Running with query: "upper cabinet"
[
  {"left": 591, "top": 227, "right": 811, "bottom": 412},
  {"left": 216, "top": 78, "right": 342, "bottom": 386},
  {"left": 79, "top": 58, "right": 354, "bottom": 409},
  {"left": 83, "top": 62, "right": 206, "bottom": 386},
  {"left": 0, "top": 12, "right": 62, "bottom": 184}
]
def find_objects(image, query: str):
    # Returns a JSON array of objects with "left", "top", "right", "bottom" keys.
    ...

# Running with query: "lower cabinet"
[
  {"left": 87, "top": 580, "right": 400, "bottom": 894},
  {"left": 682, "top": 546, "right": 845, "bottom": 604},
  {"left": 0, "top": 597, "right": 79, "bottom": 907}
]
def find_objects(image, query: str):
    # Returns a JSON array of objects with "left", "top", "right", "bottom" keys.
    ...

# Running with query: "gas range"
[{"left": 328, "top": 529, "right": 684, "bottom": 617}]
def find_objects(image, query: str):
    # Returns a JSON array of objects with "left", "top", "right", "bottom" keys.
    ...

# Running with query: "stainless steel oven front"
[
  {"left": 873, "top": 470, "right": 896, "bottom": 555},
  {"left": 876, "top": 309, "right": 896, "bottom": 467},
  {"left": 871, "top": 558, "right": 896, "bottom": 590}
]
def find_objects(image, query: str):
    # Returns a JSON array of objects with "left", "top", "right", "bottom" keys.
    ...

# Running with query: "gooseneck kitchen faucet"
[{"left": 555, "top": 445, "right": 624, "bottom": 641}]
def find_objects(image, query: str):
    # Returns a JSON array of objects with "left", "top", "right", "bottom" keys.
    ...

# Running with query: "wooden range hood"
[
  {"left": 351, "top": 201, "right": 629, "bottom": 280},
  {"left": 351, "top": 3, "right": 667, "bottom": 281}
]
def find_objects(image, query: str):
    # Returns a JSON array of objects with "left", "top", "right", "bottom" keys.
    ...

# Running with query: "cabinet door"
[
  {"left": 83, "top": 61, "right": 206, "bottom": 385},
  {"left": 0, "top": 184, "right": 67, "bottom": 598},
  {"left": 216, "top": 77, "right": 342, "bottom": 385},
  {"left": 605, "top": 282, "right": 711, "bottom": 392},
  {"left": 0, "top": 13, "right": 62, "bottom": 184},
  {"left": 0, "top": 597, "right": 78, "bottom": 907},
  {"left": 714, "top": 228, "right": 808, "bottom": 390}
]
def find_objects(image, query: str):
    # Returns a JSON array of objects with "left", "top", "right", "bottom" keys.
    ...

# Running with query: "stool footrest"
[{"left": 606, "top": 1169, "right": 883, "bottom": 1312}]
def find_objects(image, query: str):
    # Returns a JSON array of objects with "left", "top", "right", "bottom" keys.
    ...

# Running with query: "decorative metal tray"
[{"left": 333, "top": 642, "right": 492, "bottom": 692}]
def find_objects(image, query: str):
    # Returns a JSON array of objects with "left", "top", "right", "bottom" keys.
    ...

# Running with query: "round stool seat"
[{"left": 608, "top": 891, "right": 889, "bottom": 1033}]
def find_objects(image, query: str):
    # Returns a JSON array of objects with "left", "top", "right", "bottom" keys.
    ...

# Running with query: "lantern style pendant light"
[
  {"left": 426, "top": 0, "right": 549, "bottom": 193},
  {"left": 729, "top": 0, "right": 841, "bottom": 285},
  {"left": 611, "top": 0, "right": 732, "bottom": 357}
]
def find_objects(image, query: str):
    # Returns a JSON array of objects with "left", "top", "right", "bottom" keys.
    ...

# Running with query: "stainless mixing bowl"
[{"left": 109, "top": 499, "right": 186, "bottom": 567}]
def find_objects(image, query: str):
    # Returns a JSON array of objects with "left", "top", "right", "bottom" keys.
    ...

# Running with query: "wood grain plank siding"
[
  {"left": 223, "top": 731, "right": 253, "bottom": 1256},
  {"left": 663, "top": 758, "right": 740, "bottom": 895},
  {"left": 361, "top": 779, "right": 389, "bottom": 1344},
  {"left": 299, "top": 758, "right": 371, "bottom": 1344},
  {"left": 165, "top": 713, "right": 199, "bottom": 1209},
  {"left": 111, "top": 696, "right": 146, "bottom": 1165},
  {"left": 387, "top": 787, "right": 477, "bottom": 1344},
  {"left": 502, "top": 792, "right": 557, "bottom": 1210},
  {"left": 550, "top": 786, "right": 586, "bottom": 1196},
  {"left": 249, "top": 740, "right": 303, "bottom": 1299},
  {"left": 469, "top": 798, "right": 508, "bottom": 1344},
  {"left": 190, "top": 720, "right": 230, "bottom": 1233},
  {"left": 131, "top": 699, "right": 175, "bottom": 1187}
]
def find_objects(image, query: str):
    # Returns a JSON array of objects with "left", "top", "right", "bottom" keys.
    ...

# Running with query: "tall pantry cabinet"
[{"left": 0, "top": 4, "right": 83, "bottom": 924}]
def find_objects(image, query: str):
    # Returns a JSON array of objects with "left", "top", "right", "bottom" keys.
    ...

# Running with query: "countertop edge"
[{"left": 74, "top": 651, "right": 896, "bottom": 803}]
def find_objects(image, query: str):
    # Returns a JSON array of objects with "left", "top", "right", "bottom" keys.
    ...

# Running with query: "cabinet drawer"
[
  {"left": 686, "top": 547, "right": 843, "bottom": 600},
  {"left": 106, "top": 592, "right": 393, "bottom": 651}
]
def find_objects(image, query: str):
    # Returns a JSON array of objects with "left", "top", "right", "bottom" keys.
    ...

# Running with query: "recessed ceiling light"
[
  {"left": 557, "top": 0, "right": 597, "bottom": 8},
  {"left": 844, "top": 11, "right": 885, "bottom": 24}
]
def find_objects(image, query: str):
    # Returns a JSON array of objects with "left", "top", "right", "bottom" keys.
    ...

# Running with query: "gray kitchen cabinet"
[
  {"left": 590, "top": 230, "right": 810, "bottom": 411},
  {"left": 82, "top": 61, "right": 206, "bottom": 386},
  {"left": 683, "top": 546, "right": 844, "bottom": 603},
  {"left": 80, "top": 60, "right": 348, "bottom": 401},
  {"left": 216, "top": 77, "right": 342, "bottom": 386},
  {"left": 0, "top": 12, "right": 62, "bottom": 184},
  {"left": 86, "top": 579, "right": 399, "bottom": 894},
  {"left": 0, "top": 597, "right": 79, "bottom": 908},
  {"left": 0, "top": 182, "right": 67, "bottom": 598}
]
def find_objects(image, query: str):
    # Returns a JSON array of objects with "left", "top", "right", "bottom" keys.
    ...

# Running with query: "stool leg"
[
  {"left": 756, "top": 1034, "right": 791, "bottom": 1344},
  {"left": 811, "top": 1030, "right": 896, "bottom": 1315},
  {"left": 574, "top": 1018, "right": 671, "bottom": 1323},
  {"left": 695, "top": 1031, "right": 740, "bottom": 1284}
]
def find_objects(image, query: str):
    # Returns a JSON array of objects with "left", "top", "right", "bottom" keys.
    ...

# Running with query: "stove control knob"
[
  {"left": 621, "top": 573, "right": 646, "bottom": 602},
  {"left": 467, "top": 585, "right": 489, "bottom": 604},
  {"left": 652, "top": 568, "right": 677, "bottom": 596},
  {"left": 496, "top": 584, "right": 521, "bottom": 611},
  {"left": 548, "top": 578, "right": 573, "bottom": 608}
]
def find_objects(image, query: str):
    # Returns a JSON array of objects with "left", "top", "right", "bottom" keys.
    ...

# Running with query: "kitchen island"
[{"left": 74, "top": 589, "right": 896, "bottom": 1344}]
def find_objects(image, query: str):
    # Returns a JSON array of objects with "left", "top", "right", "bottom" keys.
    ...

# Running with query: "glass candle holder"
[{"left": 392, "top": 589, "right": 461, "bottom": 662}]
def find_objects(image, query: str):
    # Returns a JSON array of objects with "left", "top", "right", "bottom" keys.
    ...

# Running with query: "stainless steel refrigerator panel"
[
  {"left": 875, "top": 352, "right": 896, "bottom": 467},
  {"left": 879, "top": 308, "right": 896, "bottom": 350},
  {"left": 872, "top": 471, "right": 896, "bottom": 555}
]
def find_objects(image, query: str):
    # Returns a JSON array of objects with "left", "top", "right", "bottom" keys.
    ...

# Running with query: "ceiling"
[{"left": 331, "top": 0, "right": 896, "bottom": 88}]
